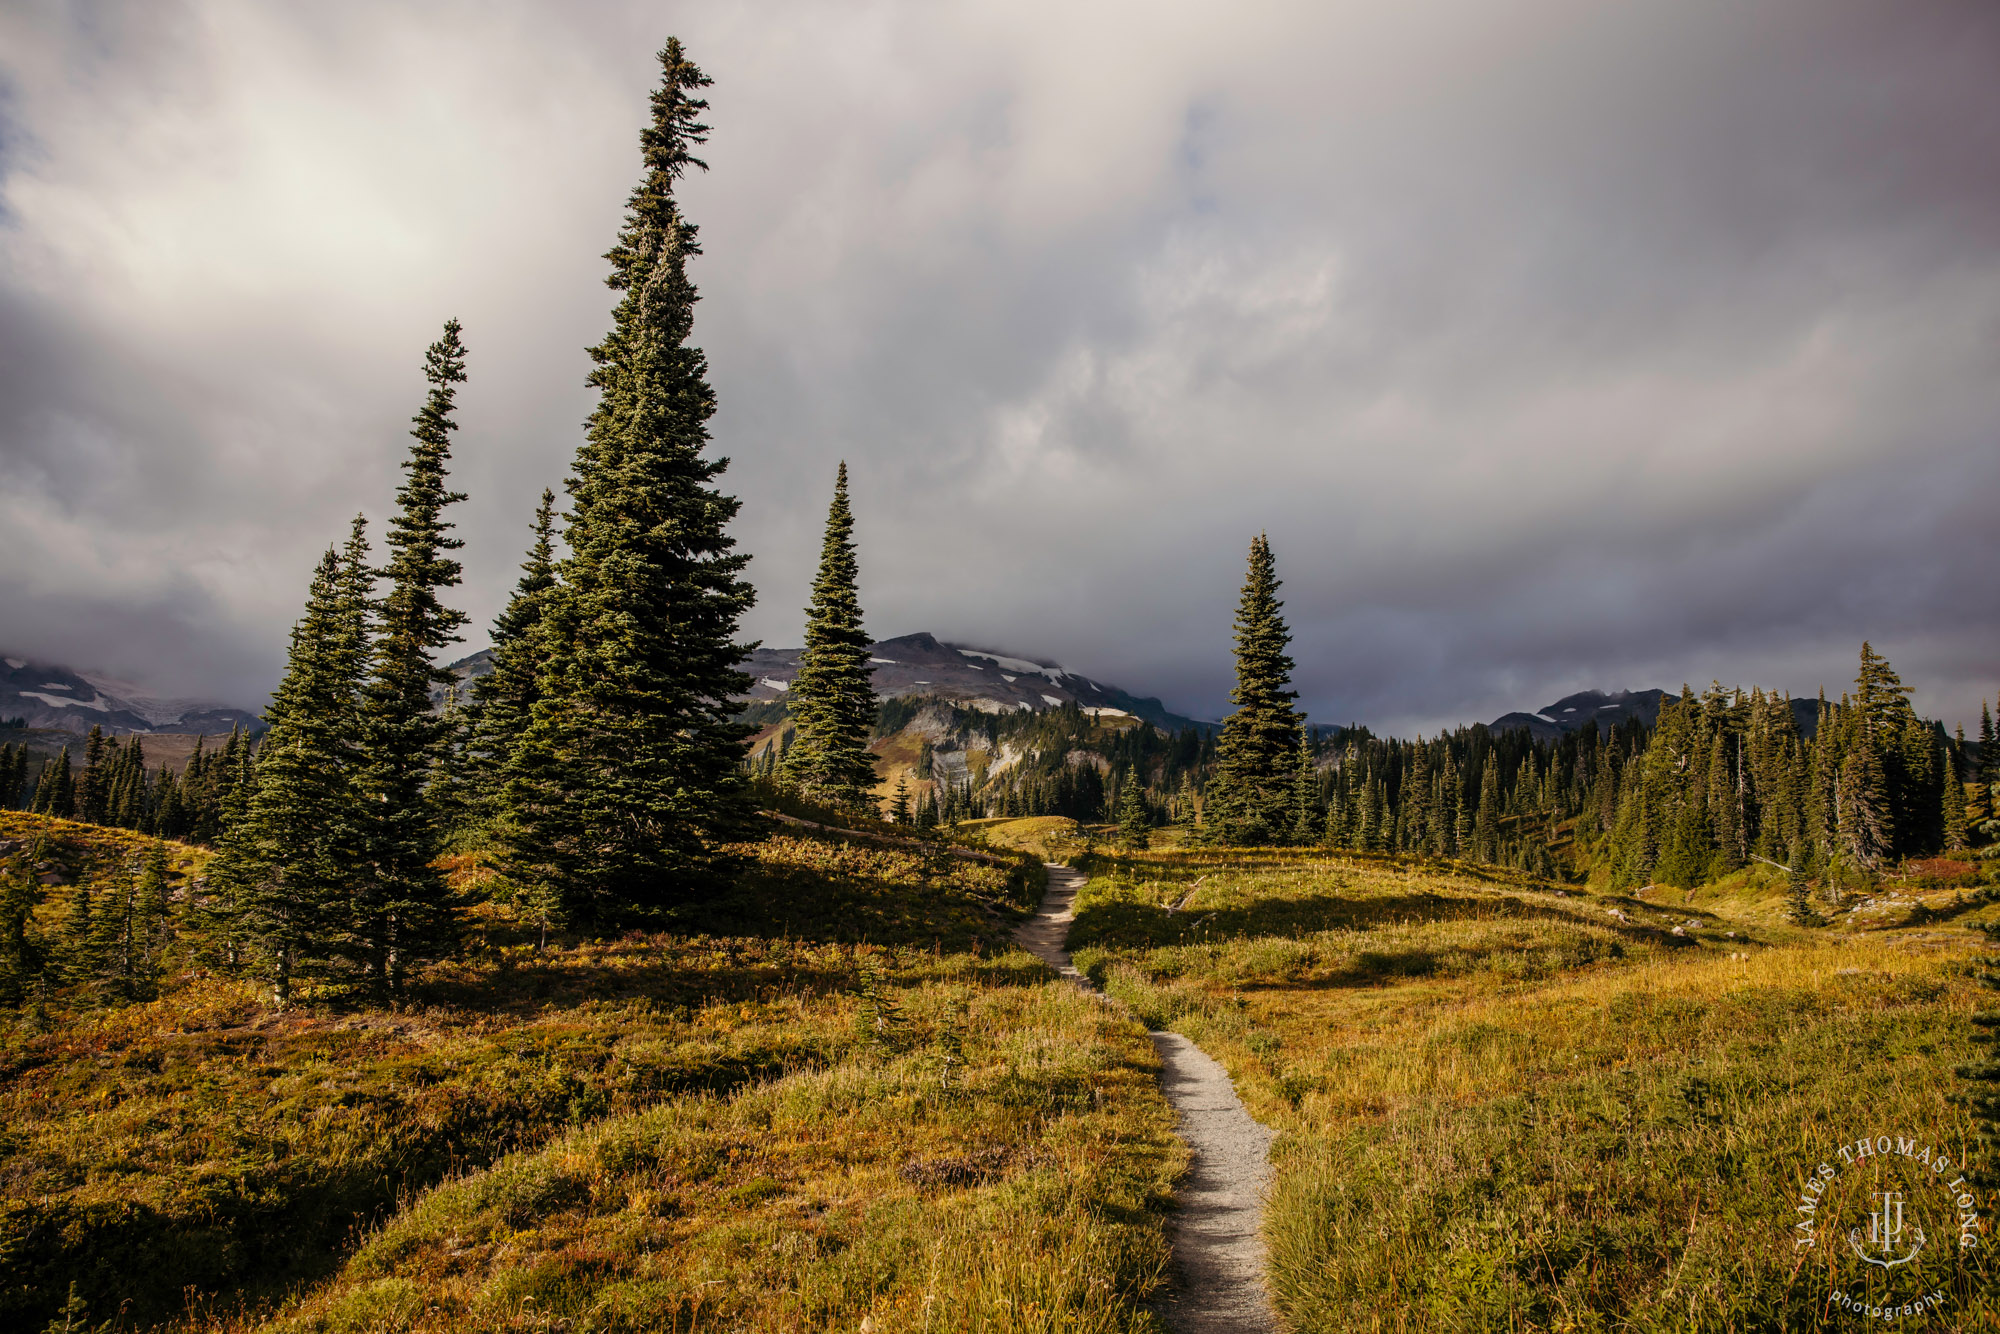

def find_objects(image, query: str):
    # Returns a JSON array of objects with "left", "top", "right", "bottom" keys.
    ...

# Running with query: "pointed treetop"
[{"left": 603, "top": 40, "right": 713, "bottom": 290}]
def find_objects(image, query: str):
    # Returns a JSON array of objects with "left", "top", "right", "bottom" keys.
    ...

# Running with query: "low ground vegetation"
[
  {"left": 1069, "top": 845, "right": 2000, "bottom": 1332},
  {"left": 0, "top": 811, "right": 1180, "bottom": 1333}
]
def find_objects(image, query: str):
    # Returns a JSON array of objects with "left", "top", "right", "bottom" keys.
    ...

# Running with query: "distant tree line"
[
  {"left": 863, "top": 534, "right": 1983, "bottom": 899},
  {"left": 1, "top": 727, "right": 253, "bottom": 843}
]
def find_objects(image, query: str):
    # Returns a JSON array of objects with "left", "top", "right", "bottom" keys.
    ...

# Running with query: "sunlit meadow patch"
[{"left": 1071, "top": 845, "right": 2000, "bottom": 1332}]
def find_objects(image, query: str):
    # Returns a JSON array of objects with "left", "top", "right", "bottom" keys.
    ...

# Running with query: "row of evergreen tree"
[
  {"left": 1, "top": 840, "right": 174, "bottom": 1008},
  {"left": 873, "top": 535, "right": 1983, "bottom": 893},
  {"left": 3, "top": 727, "right": 252, "bottom": 845},
  {"left": 84, "top": 41, "right": 765, "bottom": 1002}
]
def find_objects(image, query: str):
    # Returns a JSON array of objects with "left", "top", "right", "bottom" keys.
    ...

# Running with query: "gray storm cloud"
[{"left": 1, "top": 0, "right": 1995, "bottom": 734}]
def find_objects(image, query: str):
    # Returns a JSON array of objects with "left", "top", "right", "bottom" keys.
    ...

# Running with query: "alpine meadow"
[{"left": 3, "top": 9, "right": 1999, "bottom": 1334}]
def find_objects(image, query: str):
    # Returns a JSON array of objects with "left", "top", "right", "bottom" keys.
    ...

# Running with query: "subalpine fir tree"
[
  {"left": 1451, "top": 752, "right": 1474, "bottom": 856},
  {"left": 223, "top": 547, "right": 368, "bottom": 1003},
  {"left": 36, "top": 748, "right": 75, "bottom": 819},
  {"left": 465, "top": 489, "right": 558, "bottom": 827},
  {"left": 888, "top": 773, "right": 911, "bottom": 825},
  {"left": 77, "top": 727, "right": 108, "bottom": 824},
  {"left": 1980, "top": 703, "right": 1998, "bottom": 828},
  {"left": 1473, "top": 753, "right": 1501, "bottom": 862},
  {"left": 0, "top": 841, "right": 41, "bottom": 1004},
  {"left": 1352, "top": 769, "right": 1378, "bottom": 851},
  {"left": 1116, "top": 765, "right": 1151, "bottom": 849},
  {"left": 352, "top": 321, "right": 470, "bottom": 992},
  {"left": 92, "top": 856, "right": 142, "bottom": 1001},
  {"left": 1853, "top": 642, "right": 1915, "bottom": 854},
  {"left": 1836, "top": 738, "right": 1891, "bottom": 872},
  {"left": 503, "top": 41, "right": 756, "bottom": 926},
  {"left": 1325, "top": 748, "right": 1355, "bottom": 847},
  {"left": 1287, "top": 731, "right": 1319, "bottom": 844},
  {"left": 1176, "top": 771, "right": 1200, "bottom": 827},
  {"left": 783, "top": 462, "right": 878, "bottom": 808},
  {"left": 135, "top": 840, "right": 171, "bottom": 977},
  {"left": 1784, "top": 839, "right": 1819, "bottom": 926},
  {"left": 1969, "top": 716, "right": 1992, "bottom": 829},
  {"left": 1708, "top": 733, "right": 1743, "bottom": 874},
  {"left": 58, "top": 872, "right": 98, "bottom": 987},
  {"left": 1944, "top": 744, "right": 1970, "bottom": 852},
  {"left": 1204, "top": 535, "right": 1300, "bottom": 844},
  {"left": 191, "top": 732, "right": 256, "bottom": 965},
  {"left": 1403, "top": 740, "right": 1431, "bottom": 853}
]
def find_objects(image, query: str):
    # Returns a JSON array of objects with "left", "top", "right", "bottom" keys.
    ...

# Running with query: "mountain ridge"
[
  {"left": 437, "top": 631, "right": 1211, "bottom": 733},
  {"left": 1487, "top": 688, "right": 1822, "bottom": 743},
  {"left": 0, "top": 654, "right": 262, "bottom": 737}
]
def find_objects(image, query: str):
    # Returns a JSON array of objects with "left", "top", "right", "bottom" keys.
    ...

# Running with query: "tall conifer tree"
[
  {"left": 504, "top": 41, "right": 756, "bottom": 925},
  {"left": 1944, "top": 743, "right": 1970, "bottom": 852},
  {"left": 1117, "top": 765, "right": 1151, "bottom": 849},
  {"left": 1980, "top": 701, "right": 1998, "bottom": 825},
  {"left": 1205, "top": 535, "right": 1301, "bottom": 844},
  {"left": 353, "top": 321, "right": 471, "bottom": 991},
  {"left": 1288, "top": 730, "right": 1320, "bottom": 844},
  {"left": 77, "top": 727, "right": 108, "bottom": 825},
  {"left": 466, "top": 489, "right": 558, "bottom": 823},
  {"left": 218, "top": 548, "right": 365, "bottom": 1003},
  {"left": 782, "top": 462, "right": 878, "bottom": 807}
]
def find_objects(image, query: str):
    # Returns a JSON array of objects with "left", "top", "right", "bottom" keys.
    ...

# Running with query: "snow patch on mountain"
[
  {"left": 955, "top": 648, "right": 1066, "bottom": 681},
  {"left": 0, "top": 655, "right": 261, "bottom": 736},
  {"left": 18, "top": 691, "right": 114, "bottom": 714}
]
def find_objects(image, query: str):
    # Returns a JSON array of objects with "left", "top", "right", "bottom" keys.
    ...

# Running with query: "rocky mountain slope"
[
  {"left": 742, "top": 632, "right": 1207, "bottom": 732},
  {"left": 440, "top": 632, "right": 1209, "bottom": 732},
  {"left": 0, "top": 655, "right": 261, "bottom": 737}
]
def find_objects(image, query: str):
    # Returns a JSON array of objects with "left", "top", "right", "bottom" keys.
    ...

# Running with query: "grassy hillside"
[
  {"left": 0, "top": 813, "right": 1182, "bottom": 1333},
  {"left": 1067, "top": 847, "right": 1999, "bottom": 1332}
]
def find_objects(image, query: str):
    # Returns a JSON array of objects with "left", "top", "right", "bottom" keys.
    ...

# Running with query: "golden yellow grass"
[
  {"left": 975, "top": 816, "right": 1091, "bottom": 864},
  {"left": 198, "top": 972, "right": 1181, "bottom": 1334},
  {"left": 1, "top": 816, "right": 1179, "bottom": 1333},
  {"left": 1070, "top": 847, "right": 2000, "bottom": 1332}
]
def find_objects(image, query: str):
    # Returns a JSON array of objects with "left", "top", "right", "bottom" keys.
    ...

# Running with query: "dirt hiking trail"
[{"left": 1015, "top": 864, "right": 1279, "bottom": 1334}]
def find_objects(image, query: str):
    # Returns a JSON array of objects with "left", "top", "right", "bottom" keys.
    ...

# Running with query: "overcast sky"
[{"left": 2, "top": 1, "right": 1997, "bottom": 735}]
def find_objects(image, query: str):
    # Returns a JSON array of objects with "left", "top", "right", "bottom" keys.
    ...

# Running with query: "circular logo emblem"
[{"left": 1792, "top": 1132, "right": 1983, "bottom": 1323}]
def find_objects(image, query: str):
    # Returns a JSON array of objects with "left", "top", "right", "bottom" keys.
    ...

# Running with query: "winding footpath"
[{"left": 1015, "top": 865, "right": 1279, "bottom": 1334}]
